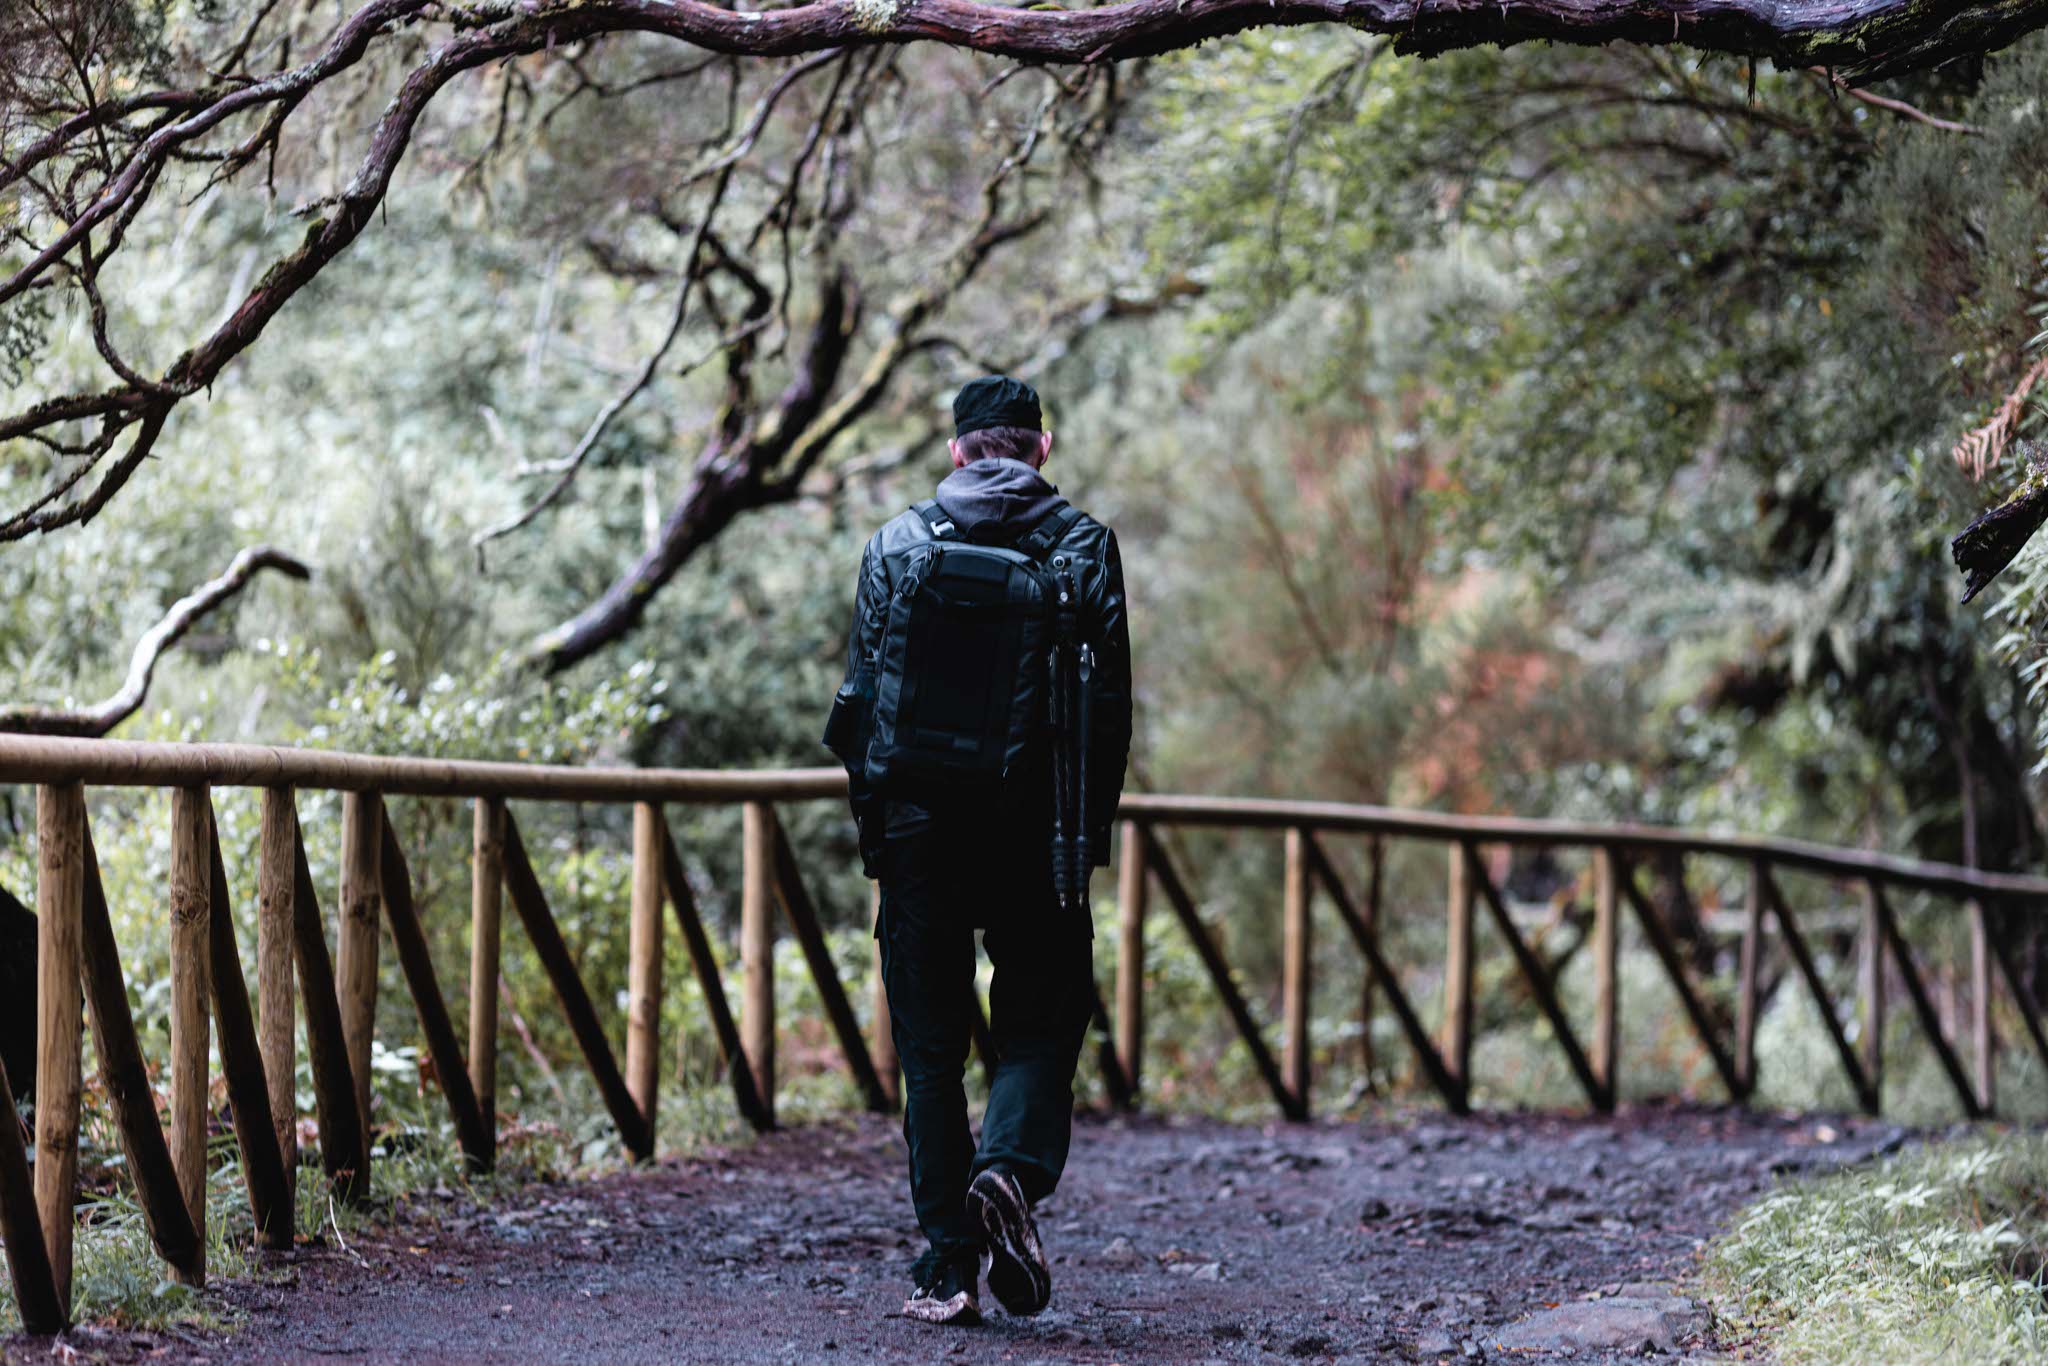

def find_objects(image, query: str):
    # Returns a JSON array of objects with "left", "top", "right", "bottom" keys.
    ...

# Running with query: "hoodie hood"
[{"left": 933, "top": 458, "right": 1066, "bottom": 540}]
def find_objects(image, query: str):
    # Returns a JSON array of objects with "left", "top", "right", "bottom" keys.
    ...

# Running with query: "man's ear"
[
  {"left": 948, "top": 438, "right": 967, "bottom": 470},
  {"left": 1037, "top": 430, "right": 1054, "bottom": 468}
]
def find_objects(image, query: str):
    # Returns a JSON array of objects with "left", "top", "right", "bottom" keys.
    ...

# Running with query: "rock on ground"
[
  {"left": 7, "top": 1105, "right": 1902, "bottom": 1363},
  {"left": 1492, "top": 1287, "right": 1712, "bottom": 1354}
]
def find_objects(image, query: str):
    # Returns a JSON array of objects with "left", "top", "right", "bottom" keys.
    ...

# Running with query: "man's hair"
[{"left": 954, "top": 424, "right": 1043, "bottom": 463}]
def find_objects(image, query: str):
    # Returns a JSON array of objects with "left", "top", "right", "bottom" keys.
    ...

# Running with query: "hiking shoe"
[
  {"left": 902, "top": 1251, "right": 981, "bottom": 1326},
  {"left": 967, "top": 1168, "right": 1051, "bottom": 1316}
]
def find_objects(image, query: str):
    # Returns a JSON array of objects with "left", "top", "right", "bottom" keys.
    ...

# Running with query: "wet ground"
[{"left": 13, "top": 1105, "right": 1903, "bottom": 1363}]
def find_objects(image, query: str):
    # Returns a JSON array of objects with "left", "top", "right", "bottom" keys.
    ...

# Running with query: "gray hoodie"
[{"left": 932, "top": 458, "right": 1066, "bottom": 539}]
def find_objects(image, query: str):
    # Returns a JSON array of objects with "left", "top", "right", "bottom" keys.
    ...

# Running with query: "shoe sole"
[
  {"left": 968, "top": 1173, "right": 1050, "bottom": 1316},
  {"left": 901, "top": 1291, "right": 981, "bottom": 1326}
]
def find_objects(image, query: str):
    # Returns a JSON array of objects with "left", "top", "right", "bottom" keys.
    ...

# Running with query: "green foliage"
[
  {"left": 1709, "top": 1134, "right": 2048, "bottom": 1364},
  {"left": 1138, "top": 28, "right": 2048, "bottom": 880}
]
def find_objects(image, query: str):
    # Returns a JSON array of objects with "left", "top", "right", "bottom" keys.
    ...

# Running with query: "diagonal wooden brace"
[
  {"left": 379, "top": 809, "right": 497, "bottom": 1169},
  {"left": 77, "top": 823, "right": 203, "bottom": 1276},
  {"left": 1462, "top": 843, "right": 1607, "bottom": 1110},
  {"left": 1614, "top": 850, "right": 1743, "bottom": 1100},
  {"left": 1866, "top": 880, "right": 1986, "bottom": 1119},
  {"left": 654, "top": 816, "right": 773, "bottom": 1133},
  {"left": 203, "top": 801, "right": 294, "bottom": 1248},
  {"left": 502, "top": 811, "right": 654, "bottom": 1161},
  {"left": 1301, "top": 832, "right": 1467, "bottom": 1113},
  {"left": 1139, "top": 826, "right": 1303, "bottom": 1121},
  {"left": 1758, "top": 865, "right": 1879, "bottom": 1114},
  {"left": 768, "top": 822, "right": 892, "bottom": 1113}
]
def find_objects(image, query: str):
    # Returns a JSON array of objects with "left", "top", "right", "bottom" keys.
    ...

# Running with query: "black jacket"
[{"left": 827, "top": 459, "right": 1133, "bottom": 875}]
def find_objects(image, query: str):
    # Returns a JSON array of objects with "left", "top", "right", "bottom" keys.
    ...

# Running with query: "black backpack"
[{"left": 860, "top": 499, "right": 1085, "bottom": 794}]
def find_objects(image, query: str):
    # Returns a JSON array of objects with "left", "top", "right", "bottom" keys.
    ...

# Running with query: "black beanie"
[{"left": 952, "top": 375, "right": 1042, "bottom": 437}]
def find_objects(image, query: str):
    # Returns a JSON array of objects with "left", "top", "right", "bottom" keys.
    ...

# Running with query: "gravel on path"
[{"left": 12, "top": 1105, "right": 1902, "bottom": 1363}]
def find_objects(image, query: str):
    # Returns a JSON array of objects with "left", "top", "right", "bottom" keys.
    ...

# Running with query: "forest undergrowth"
[{"left": 1709, "top": 1133, "right": 2048, "bottom": 1364}]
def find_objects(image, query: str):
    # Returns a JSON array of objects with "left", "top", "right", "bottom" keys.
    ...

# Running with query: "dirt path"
[{"left": 21, "top": 1106, "right": 1903, "bottom": 1363}]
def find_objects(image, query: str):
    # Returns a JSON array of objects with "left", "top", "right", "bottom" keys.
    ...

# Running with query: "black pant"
[{"left": 876, "top": 812, "right": 1094, "bottom": 1263}]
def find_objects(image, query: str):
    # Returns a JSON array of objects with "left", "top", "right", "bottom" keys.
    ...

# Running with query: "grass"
[{"left": 1707, "top": 1132, "right": 2048, "bottom": 1364}]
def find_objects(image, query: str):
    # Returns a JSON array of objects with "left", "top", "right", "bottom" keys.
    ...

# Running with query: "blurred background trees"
[{"left": 6, "top": 4, "right": 2048, "bottom": 1133}]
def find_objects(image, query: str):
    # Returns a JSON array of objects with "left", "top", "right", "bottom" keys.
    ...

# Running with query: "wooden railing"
[{"left": 1, "top": 734, "right": 2045, "bottom": 1333}]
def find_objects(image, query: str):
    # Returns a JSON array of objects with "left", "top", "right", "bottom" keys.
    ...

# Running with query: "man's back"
[
  {"left": 831, "top": 453, "right": 1131, "bottom": 879},
  {"left": 822, "top": 376, "right": 1132, "bottom": 1328}
]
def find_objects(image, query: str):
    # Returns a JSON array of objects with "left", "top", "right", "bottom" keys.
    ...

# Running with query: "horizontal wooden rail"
[
  {"left": 0, "top": 735, "right": 842, "bottom": 804},
  {"left": 2, "top": 736, "right": 2044, "bottom": 902},
  {"left": 1118, "top": 794, "right": 2048, "bottom": 903}
]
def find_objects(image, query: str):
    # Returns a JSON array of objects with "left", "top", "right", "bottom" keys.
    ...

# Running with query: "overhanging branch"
[
  {"left": 4, "top": 0, "right": 2042, "bottom": 542},
  {"left": 444, "top": 0, "right": 2048, "bottom": 83},
  {"left": 0, "top": 545, "right": 312, "bottom": 737}
]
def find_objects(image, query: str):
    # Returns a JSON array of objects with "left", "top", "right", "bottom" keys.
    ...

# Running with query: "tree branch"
[
  {"left": 4, "top": 0, "right": 2043, "bottom": 540},
  {"left": 470, "top": 167, "right": 738, "bottom": 560},
  {"left": 0, "top": 545, "right": 312, "bottom": 737},
  {"left": 525, "top": 270, "right": 860, "bottom": 674},
  {"left": 1806, "top": 66, "right": 1986, "bottom": 134},
  {"left": 437, "top": 0, "right": 2048, "bottom": 82}
]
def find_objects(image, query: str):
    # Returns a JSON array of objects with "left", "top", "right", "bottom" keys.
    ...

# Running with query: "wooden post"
[
  {"left": 741, "top": 802, "right": 776, "bottom": 1128},
  {"left": 870, "top": 883, "right": 899, "bottom": 1108},
  {"left": 1361, "top": 834, "right": 1383, "bottom": 1082},
  {"left": 34, "top": 782, "right": 85, "bottom": 1313},
  {"left": 336, "top": 790, "right": 382, "bottom": 1166},
  {"left": 1282, "top": 826, "right": 1312, "bottom": 1117},
  {"left": 1859, "top": 878, "right": 1885, "bottom": 1114},
  {"left": 1734, "top": 857, "right": 1764, "bottom": 1099},
  {"left": 1968, "top": 898, "right": 1994, "bottom": 1113},
  {"left": 469, "top": 796, "right": 504, "bottom": 1165},
  {"left": 1590, "top": 846, "right": 1618, "bottom": 1110},
  {"left": 627, "top": 802, "right": 664, "bottom": 1145},
  {"left": 256, "top": 787, "right": 299, "bottom": 1226},
  {"left": 1115, "top": 819, "right": 1146, "bottom": 1104},
  {"left": 1441, "top": 840, "right": 1474, "bottom": 1106},
  {"left": 167, "top": 784, "right": 211, "bottom": 1287}
]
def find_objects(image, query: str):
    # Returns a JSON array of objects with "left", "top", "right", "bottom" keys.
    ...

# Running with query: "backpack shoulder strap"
[
  {"left": 912, "top": 499, "right": 959, "bottom": 540},
  {"left": 1014, "top": 503, "right": 1085, "bottom": 562}
]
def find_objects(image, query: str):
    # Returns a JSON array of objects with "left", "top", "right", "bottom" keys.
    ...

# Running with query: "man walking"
[{"left": 823, "top": 376, "right": 1132, "bottom": 1325}]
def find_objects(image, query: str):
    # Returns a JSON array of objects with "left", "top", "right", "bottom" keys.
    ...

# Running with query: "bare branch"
[
  {"left": 0, "top": 545, "right": 312, "bottom": 737},
  {"left": 471, "top": 164, "right": 738, "bottom": 560},
  {"left": 1806, "top": 66, "right": 1985, "bottom": 135},
  {"left": 525, "top": 269, "right": 861, "bottom": 674},
  {"left": 523, "top": 72, "right": 1079, "bottom": 674}
]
